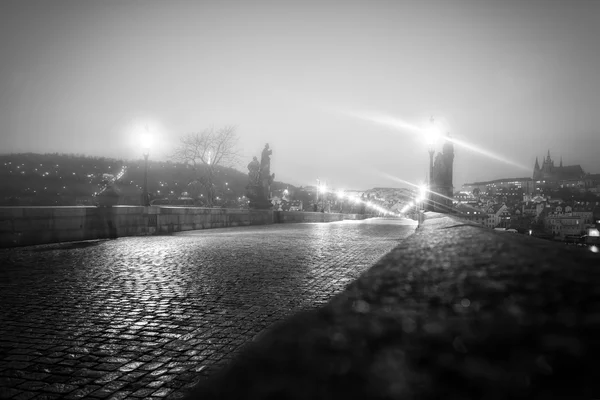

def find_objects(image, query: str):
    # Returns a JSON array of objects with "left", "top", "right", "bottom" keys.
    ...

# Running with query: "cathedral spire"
[
  {"left": 534, "top": 157, "right": 540, "bottom": 170},
  {"left": 560, "top": 156, "right": 563, "bottom": 168}
]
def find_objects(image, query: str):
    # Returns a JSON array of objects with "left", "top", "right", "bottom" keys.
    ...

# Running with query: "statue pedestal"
[
  {"left": 96, "top": 194, "right": 119, "bottom": 207},
  {"left": 249, "top": 198, "right": 273, "bottom": 210},
  {"left": 246, "top": 184, "right": 272, "bottom": 210},
  {"left": 95, "top": 186, "right": 120, "bottom": 207}
]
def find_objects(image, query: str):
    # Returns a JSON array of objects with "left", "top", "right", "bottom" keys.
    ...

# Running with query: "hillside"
[
  {"left": 362, "top": 187, "right": 416, "bottom": 212},
  {"left": 0, "top": 153, "right": 295, "bottom": 207}
]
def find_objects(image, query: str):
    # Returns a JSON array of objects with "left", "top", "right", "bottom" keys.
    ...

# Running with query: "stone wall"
[
  {"left": 0, "top": 206, "right": 371, "bottom": 248},
  {"left": 274, "top": 211, "right": 367, "bottom": 223},
  {"left": 0, "top": 206, "right": 148, "bottom": 248},
  {"left": 154, "top": 207, "right": 274, "bottom": 234}
]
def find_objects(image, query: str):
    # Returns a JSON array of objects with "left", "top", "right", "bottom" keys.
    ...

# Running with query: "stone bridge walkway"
[{"left": 0, "top": 218, "right": 415, "bottom": 400}]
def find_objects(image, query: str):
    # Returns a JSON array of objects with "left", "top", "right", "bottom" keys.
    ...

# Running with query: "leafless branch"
[{"left": 171, "top": 125, "right": 241, "bottom": 206}]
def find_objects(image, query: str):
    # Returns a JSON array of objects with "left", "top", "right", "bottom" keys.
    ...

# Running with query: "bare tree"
[{"left": 172, "top": 126, "right": 240, "bottom": 206}]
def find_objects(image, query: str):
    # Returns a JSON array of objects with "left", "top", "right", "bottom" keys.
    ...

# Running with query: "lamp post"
[
  {"left": 417, "top": 183, "right": 427, "bottom": 226},
  {"left": 316, "top": 179, "right": 320, "bottom": 212},
  {"left": 337, "top": 190, "right": 345, "bottom": 213},
  {"left": 319, "top": 181, "right": 327, "bottom": 212},
  {"left": 140, "top": 126, "right": 152, "bottom": 207},
  {"left": 425, "top": 117, "right": 440, "bottom": 211},
  {"left": 427, "top": 145, "right": 434, "bottom": 211},
  {"left": 142, "top": 148, "right": 150, "bottom": 206}
]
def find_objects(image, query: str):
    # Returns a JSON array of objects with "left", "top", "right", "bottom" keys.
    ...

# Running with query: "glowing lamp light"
[
  {"left": 319, "top": 184, "right": 327, "bottom": 193},
  {"left": 589, "top": 228, "right": 600, "bottom": 237},
  {"left": 337, "top": 190, "right": 345, "bottom": 198},
  {"left": 423, "top": 120, "right": 442, "bottom": 147},
  {"left": 138, "top": 128, "right": 153, "bottom": 159}
]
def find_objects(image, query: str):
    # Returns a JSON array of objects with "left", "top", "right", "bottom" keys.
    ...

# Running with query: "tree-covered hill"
[{"left": 0, "top": 153, "right": 296, "bottom": 207}]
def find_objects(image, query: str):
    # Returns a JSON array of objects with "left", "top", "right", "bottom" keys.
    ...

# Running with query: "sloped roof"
[
  {"left": 554, "top": 165, "right": 584, "bottom": 180},
  {"left": 455, "top": 203, "right": 484, "bottom": 214},
  {"left": 491, "top": 203, "right": 506, "bottom": 213}
]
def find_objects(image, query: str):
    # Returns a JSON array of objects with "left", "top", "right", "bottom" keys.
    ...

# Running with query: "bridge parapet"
[
  {"left": 0, "top": 206, "right": 370, "bottom": 247},
  {"left": 184, "top": 212, "right": 600, "bottom": 399}
]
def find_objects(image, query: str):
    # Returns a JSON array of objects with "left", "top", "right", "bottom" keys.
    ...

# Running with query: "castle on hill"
[
  {"left": 461, "top": 150, "right": 596, "bottom": 195},
  {"left": 533, "top": 150, "right": 585, "bottom": 182}
]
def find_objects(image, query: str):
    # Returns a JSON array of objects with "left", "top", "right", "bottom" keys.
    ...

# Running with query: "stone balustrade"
[{"left": 0, "top": 206, "right": 369, "bottom": 248}]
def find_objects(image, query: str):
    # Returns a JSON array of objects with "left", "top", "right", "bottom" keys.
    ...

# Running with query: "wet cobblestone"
[{"left": 0, "top": 219, "right": 415, "bottom": 399}]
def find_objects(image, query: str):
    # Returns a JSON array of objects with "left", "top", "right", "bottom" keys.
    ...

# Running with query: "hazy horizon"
[{"left": 2, "top": 0, "right": 599, "bottom": 190}]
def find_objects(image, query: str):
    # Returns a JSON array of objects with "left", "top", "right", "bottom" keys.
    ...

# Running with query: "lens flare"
[
  {"left": 348, "top": 111, "right": 529, "bottom": 171},
  {"left": 445, "top": 136, "right": 529, "bottom": 171}
]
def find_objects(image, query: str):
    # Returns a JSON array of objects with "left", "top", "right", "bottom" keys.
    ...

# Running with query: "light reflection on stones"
[{"left": 0, "top": 219, "right": 414, "bottom": 398}]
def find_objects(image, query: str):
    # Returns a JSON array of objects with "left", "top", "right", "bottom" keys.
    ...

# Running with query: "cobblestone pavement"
[{"left": 0, "top": 218, "right": 415, "bottom": 400}]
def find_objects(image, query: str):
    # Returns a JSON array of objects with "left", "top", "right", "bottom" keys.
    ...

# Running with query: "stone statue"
[
  {"left": 246, "top": 144, "right": 275, "bottom": 209},
  {"left": 247, "top": 156, "right": 260, "bottom": 184},
  {"left": 260, "top": 144, "right": 272, "bottom": 178},
  {"left": 259, "top": 143, "right": 275, "bottom": 197}
]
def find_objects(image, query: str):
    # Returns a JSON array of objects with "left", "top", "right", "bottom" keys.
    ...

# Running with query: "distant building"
[
  {"left": 289, "top": 200, "right": 303, "bottom": 211},
  {"left": 546, "top": 215, "right": 582, "bottom": 239},
  {"left": 454, "top": 192, "right": 474, "bottom": 202},
  {"left": 584, "top": 174, "right": 600, "bottom": 192},
  {"left": 462, "top": 177, "right": 534, "bottom": 195},
  {"left": 543, "top": 203, "right": 594, "bottom": 239},
  {"left": 454, "top": 203, "right": 486, "bottom": 225},
  {"left": 483, "top": 203, "right": 509, "bottom": 229},
  {"left": 533, "top": 151, "right": 585, "bottom": 189}
]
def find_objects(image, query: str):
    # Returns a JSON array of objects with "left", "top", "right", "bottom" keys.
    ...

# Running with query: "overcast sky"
[{"left": 1, "top": 0, "right": 599, "bottom": 190}]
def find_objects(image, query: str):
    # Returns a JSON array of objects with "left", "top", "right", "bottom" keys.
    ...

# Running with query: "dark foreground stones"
[{"left": 185, "top": 214, "right": 600, "bottom": 400}]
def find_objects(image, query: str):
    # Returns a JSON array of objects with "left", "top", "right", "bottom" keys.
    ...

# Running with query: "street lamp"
[
  {"left": 424, "top": 117, "right": 441, "bottom": 211},
  {"left": 418, "top": 183, "right": 427, "bottom": 203},
  {"left": 140, "top": 127, "right": 152, "bottom": 207},
  {"left": 337, "top": 189, "right": 345, "bottom": 213},
  {"left": 316, "top": 179, "right": 320, "bottom": 212},
  {"left": 318, "top": 182, "right": 327, "bottom": 212}
]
